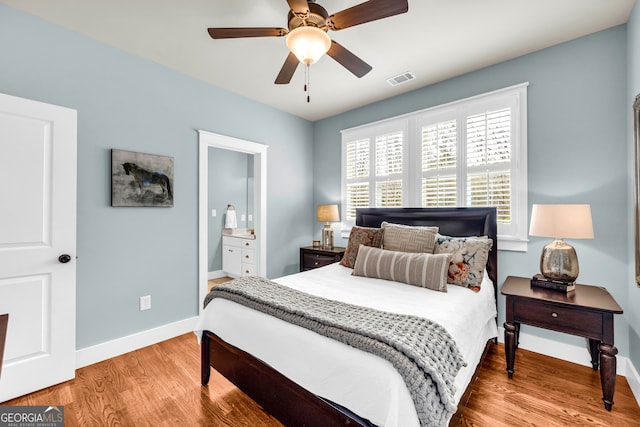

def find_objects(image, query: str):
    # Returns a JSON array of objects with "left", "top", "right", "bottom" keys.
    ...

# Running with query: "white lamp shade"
[
  {"left": 286, "top": 26, "right": 331, "bottom": 65},
  {"left": 317, "top": 204, "right": 339, "bottom": 223},
  {"left": 529, "top": 204, "right": 594, "bottom": 239}
]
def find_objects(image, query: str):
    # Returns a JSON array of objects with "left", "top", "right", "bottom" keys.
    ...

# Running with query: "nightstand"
[
  {"left": 501, "top": 276, "right": 623, "bottom": 411},
  {"left": 300, "top": 246, "right": 346, "bottom": 272}
]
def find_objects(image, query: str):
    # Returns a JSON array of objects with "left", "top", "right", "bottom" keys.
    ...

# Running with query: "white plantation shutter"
[
  {"left": 422, "top": 176, "right": 457, "bottom": 206},
  {"left": 467, "top": 171, "right": 511, "bottom": 220},
  {"left": 345, "top": 182, "right": 369, "bottom": 221},
  {"left": 345, "top": 138, "right": 369, "bottom": 180},
  {"left": 344, "top": 138, "right": 370, "bottom": 221},
  {"left": 375, "top": 131, "right": 404, "bottom": 207},
  {"left": 342, "top": 122, "right": 407, "bottom": 227},
  {"left": 421, "top": 119, "right": 457, "bottom": 207},
  {"left": 342, "top": 83, "right": 527, "bottom": 250},
  {"left": 465, "top": 108, "right": 512, "bottom": 224}
]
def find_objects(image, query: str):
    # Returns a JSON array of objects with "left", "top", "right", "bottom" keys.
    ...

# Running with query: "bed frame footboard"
[
  {"left": 201, "top": 331, "right": 368, "bottom": 427},
  {"left": 201, "top": 331, "right": 494, "bottom": 427}
]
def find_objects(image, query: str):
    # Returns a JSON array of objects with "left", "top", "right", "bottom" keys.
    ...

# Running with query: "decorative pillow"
[
  {"left": 352, "top": 245, "right": 452, "bottom": 292},
  {"left": 434, "top": 235, "right": 493, "bottom": 291},
  {"left": 340, "top": 226, "right": 384, "bottom": 268},
  {"left": 381, "top": 222, "right": 439, "bottom": 253}
]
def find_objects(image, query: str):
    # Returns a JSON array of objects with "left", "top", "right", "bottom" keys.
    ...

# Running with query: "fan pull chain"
[{"left": 304, "top": 64, "right": 310, "bottom": 103}]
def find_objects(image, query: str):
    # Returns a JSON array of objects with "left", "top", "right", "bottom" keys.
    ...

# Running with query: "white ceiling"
[{"left": 2, "top": 0, "right": 636, "bottom": 121}]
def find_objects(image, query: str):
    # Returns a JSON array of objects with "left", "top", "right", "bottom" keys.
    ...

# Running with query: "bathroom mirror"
[{"left": 209, "top": 148, "right": 254, "bottom": 231}]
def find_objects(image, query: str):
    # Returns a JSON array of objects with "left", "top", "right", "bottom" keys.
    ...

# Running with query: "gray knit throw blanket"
[{"left": 204, "top": 276, "right": 466, "bottom": 427}]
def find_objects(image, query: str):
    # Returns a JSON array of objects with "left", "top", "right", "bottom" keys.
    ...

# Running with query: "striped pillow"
[
  {"left": 352, "top": 245, "right": 452, "bottom": 292},
  {"left": 381, "top": 222, "right": 439, "bottom": 253}
]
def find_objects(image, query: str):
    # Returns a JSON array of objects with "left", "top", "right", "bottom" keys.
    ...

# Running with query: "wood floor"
[
  {"left": 4, "top": 334, "right": 640, "bottom": 426},
  {"left": 208, "top": 277, "right": 232, "bottom": 292}
]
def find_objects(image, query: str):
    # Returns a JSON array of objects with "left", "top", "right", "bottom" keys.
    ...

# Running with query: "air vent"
[{"left": 386, "top": 71, "right": 416, "bottom": 87}]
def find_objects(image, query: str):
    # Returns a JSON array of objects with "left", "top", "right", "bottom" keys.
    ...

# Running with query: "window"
[
  {"left": 341, "top": 83, "right": 528, "bottom": 251},
  {"left": 343, "top": 121, "right": 408, "bottom": 221}
]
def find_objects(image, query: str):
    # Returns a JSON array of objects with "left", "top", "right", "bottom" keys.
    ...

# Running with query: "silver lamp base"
[
  {"left": 539, "top": 239, "right": 579, "bottom": 283},
  {"left": 322, "top": 223, "right": 334, "bottom": 249}
]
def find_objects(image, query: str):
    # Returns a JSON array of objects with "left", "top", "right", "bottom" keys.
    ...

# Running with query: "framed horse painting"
[{"left": 111, "top": 149, "right": 174, "bottom": 207}]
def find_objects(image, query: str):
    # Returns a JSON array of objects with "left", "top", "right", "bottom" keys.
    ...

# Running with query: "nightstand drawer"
[
  {"left": 512, "top": 299, "right": 602, "bottom": 338},
  {"left": 299, "top": 246, "right": 345, "bottom": 271},
  {"left": 303, "top": 252, "right": 338, "bottom": 269}
]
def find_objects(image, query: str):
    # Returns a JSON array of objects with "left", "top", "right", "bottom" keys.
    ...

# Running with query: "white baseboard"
[
  {"left": 208, "top": 270, "right": 226, "bottom": 280},
  {"left": 76, "top": 316, "right": 198, "bottom": 369},
  {"left": 75, "top": 320, "right": 640, "bottom": 407},
  {"left": 626, "top": 356, "right": 640, "bottom": 407},
  {"left": 498, "top": 327, "right": 640, "bottom": 406}
]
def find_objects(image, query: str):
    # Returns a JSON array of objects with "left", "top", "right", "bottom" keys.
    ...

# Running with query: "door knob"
[{"left": 58, "top": 254, "right": 72, "bottom": 264}]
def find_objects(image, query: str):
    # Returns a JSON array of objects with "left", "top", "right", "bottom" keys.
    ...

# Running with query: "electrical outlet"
[{"left": 140, "top": 295, "right": 151, "bottom": 311}]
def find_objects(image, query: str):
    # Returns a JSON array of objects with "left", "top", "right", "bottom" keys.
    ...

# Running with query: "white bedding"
[{"left": 195, "top": 262, "right": 498, "bottom": 427}]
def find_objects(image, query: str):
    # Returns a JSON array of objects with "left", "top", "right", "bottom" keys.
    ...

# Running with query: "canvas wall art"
[{"left": 111, "top": 149, "right": 174, "bottom": 207}]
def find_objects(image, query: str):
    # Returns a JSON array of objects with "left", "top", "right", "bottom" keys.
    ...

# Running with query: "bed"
[{"left": 196, "top": 207, "right": 498, "bottom": 427}]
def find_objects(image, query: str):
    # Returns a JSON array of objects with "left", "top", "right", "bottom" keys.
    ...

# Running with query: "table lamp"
[
  {"left": 529, "top": 204, "right": 594, "bottom": 283},
  {"left": 317, "top": 204, "right": 339, "bottom": 249}
]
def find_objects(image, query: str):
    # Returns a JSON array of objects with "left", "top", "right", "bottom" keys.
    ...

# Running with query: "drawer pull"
[
  {"left": 245, "top": 255, "right": 250, "bottom": 259},
  {"left": 314, "top": 261, "right": 319, "bottom": 265},
  {"left": 245, "top": 242, "right": 250, "bottom": 246},
  {"left": 551, "top": 312, "right": 558, "bottom": 318}
]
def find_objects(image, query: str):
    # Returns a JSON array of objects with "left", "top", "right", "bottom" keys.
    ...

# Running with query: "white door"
[{"left": 0, "top": 92, "right": 77, "bottom": 402}]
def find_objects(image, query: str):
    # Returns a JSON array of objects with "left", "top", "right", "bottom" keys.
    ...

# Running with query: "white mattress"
[{"left": 195, "top": 263, "right": 498, "bottom": 427}]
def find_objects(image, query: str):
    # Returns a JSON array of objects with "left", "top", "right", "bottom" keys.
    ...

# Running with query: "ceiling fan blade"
[
  {"left": 287, "top": 0, "right": 310, "bottom": 15},
  {"left": 328, "top": 0, "right": 408, "bottom": 30},
  {"left": 275, "top": 52, "right": 299, "bottom": 84},
  {"left": 327, "top": 40, "right": 372, "bottom": 78},
  {"left": 208, "top": 27, "right": 287, "bottom": 39}
]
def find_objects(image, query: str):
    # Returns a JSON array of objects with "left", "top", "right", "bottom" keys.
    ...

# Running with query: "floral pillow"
[
  {"left": 340, "top": 226, "right": 384, "bottom": 268},
  {"left": 433, "top": 235, "right": 493, "bottom": 291}
]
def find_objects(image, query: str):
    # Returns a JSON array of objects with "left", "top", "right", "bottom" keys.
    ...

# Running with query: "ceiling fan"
[{"left": 207, "top": 0, "right": 409, "bottom": 86}]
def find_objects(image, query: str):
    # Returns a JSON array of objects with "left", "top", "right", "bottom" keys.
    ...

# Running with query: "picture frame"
[
  {"left": 111, "top": 149, "right": 174, "bottom": 207},
  {"left": 634, "top": 94, "right": 640, "bottom": 286}
]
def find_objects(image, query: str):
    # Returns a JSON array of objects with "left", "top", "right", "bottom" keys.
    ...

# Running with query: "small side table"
[
  {"left": 501, "top": 276, "right": 623, "bottom": 410},
  {"left": 300, "top": 246, "right": 345, "bottom": 272}
]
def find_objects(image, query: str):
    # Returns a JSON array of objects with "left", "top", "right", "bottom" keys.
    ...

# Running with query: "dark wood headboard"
[{"left": 355, "top": 207, "right": 498, "bottom": 290}]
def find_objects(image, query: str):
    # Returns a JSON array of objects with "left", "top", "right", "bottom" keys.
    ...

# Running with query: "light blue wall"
[
  {"left": 627, "top": 3, "right": 640, "bottom": 372},
  {"left": 314, "top": 26, "right": 631, "bottom": 357},
  {"left": 0, "top": 5, "right": 314, "bottom": 349}
]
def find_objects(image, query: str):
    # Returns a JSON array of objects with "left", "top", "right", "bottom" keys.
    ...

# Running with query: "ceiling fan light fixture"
[{"left": 286, "top": 26, "right": 331, "bottom": 65}]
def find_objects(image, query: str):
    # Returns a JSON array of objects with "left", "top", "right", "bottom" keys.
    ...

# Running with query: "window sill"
[{"left": 497, "top": 237, "right": 528, "bottom": 252}]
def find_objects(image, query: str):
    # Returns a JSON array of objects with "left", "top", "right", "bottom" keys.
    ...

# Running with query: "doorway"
[{"left": 197, "top": 130, "right": 267, "bottom": 311}]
